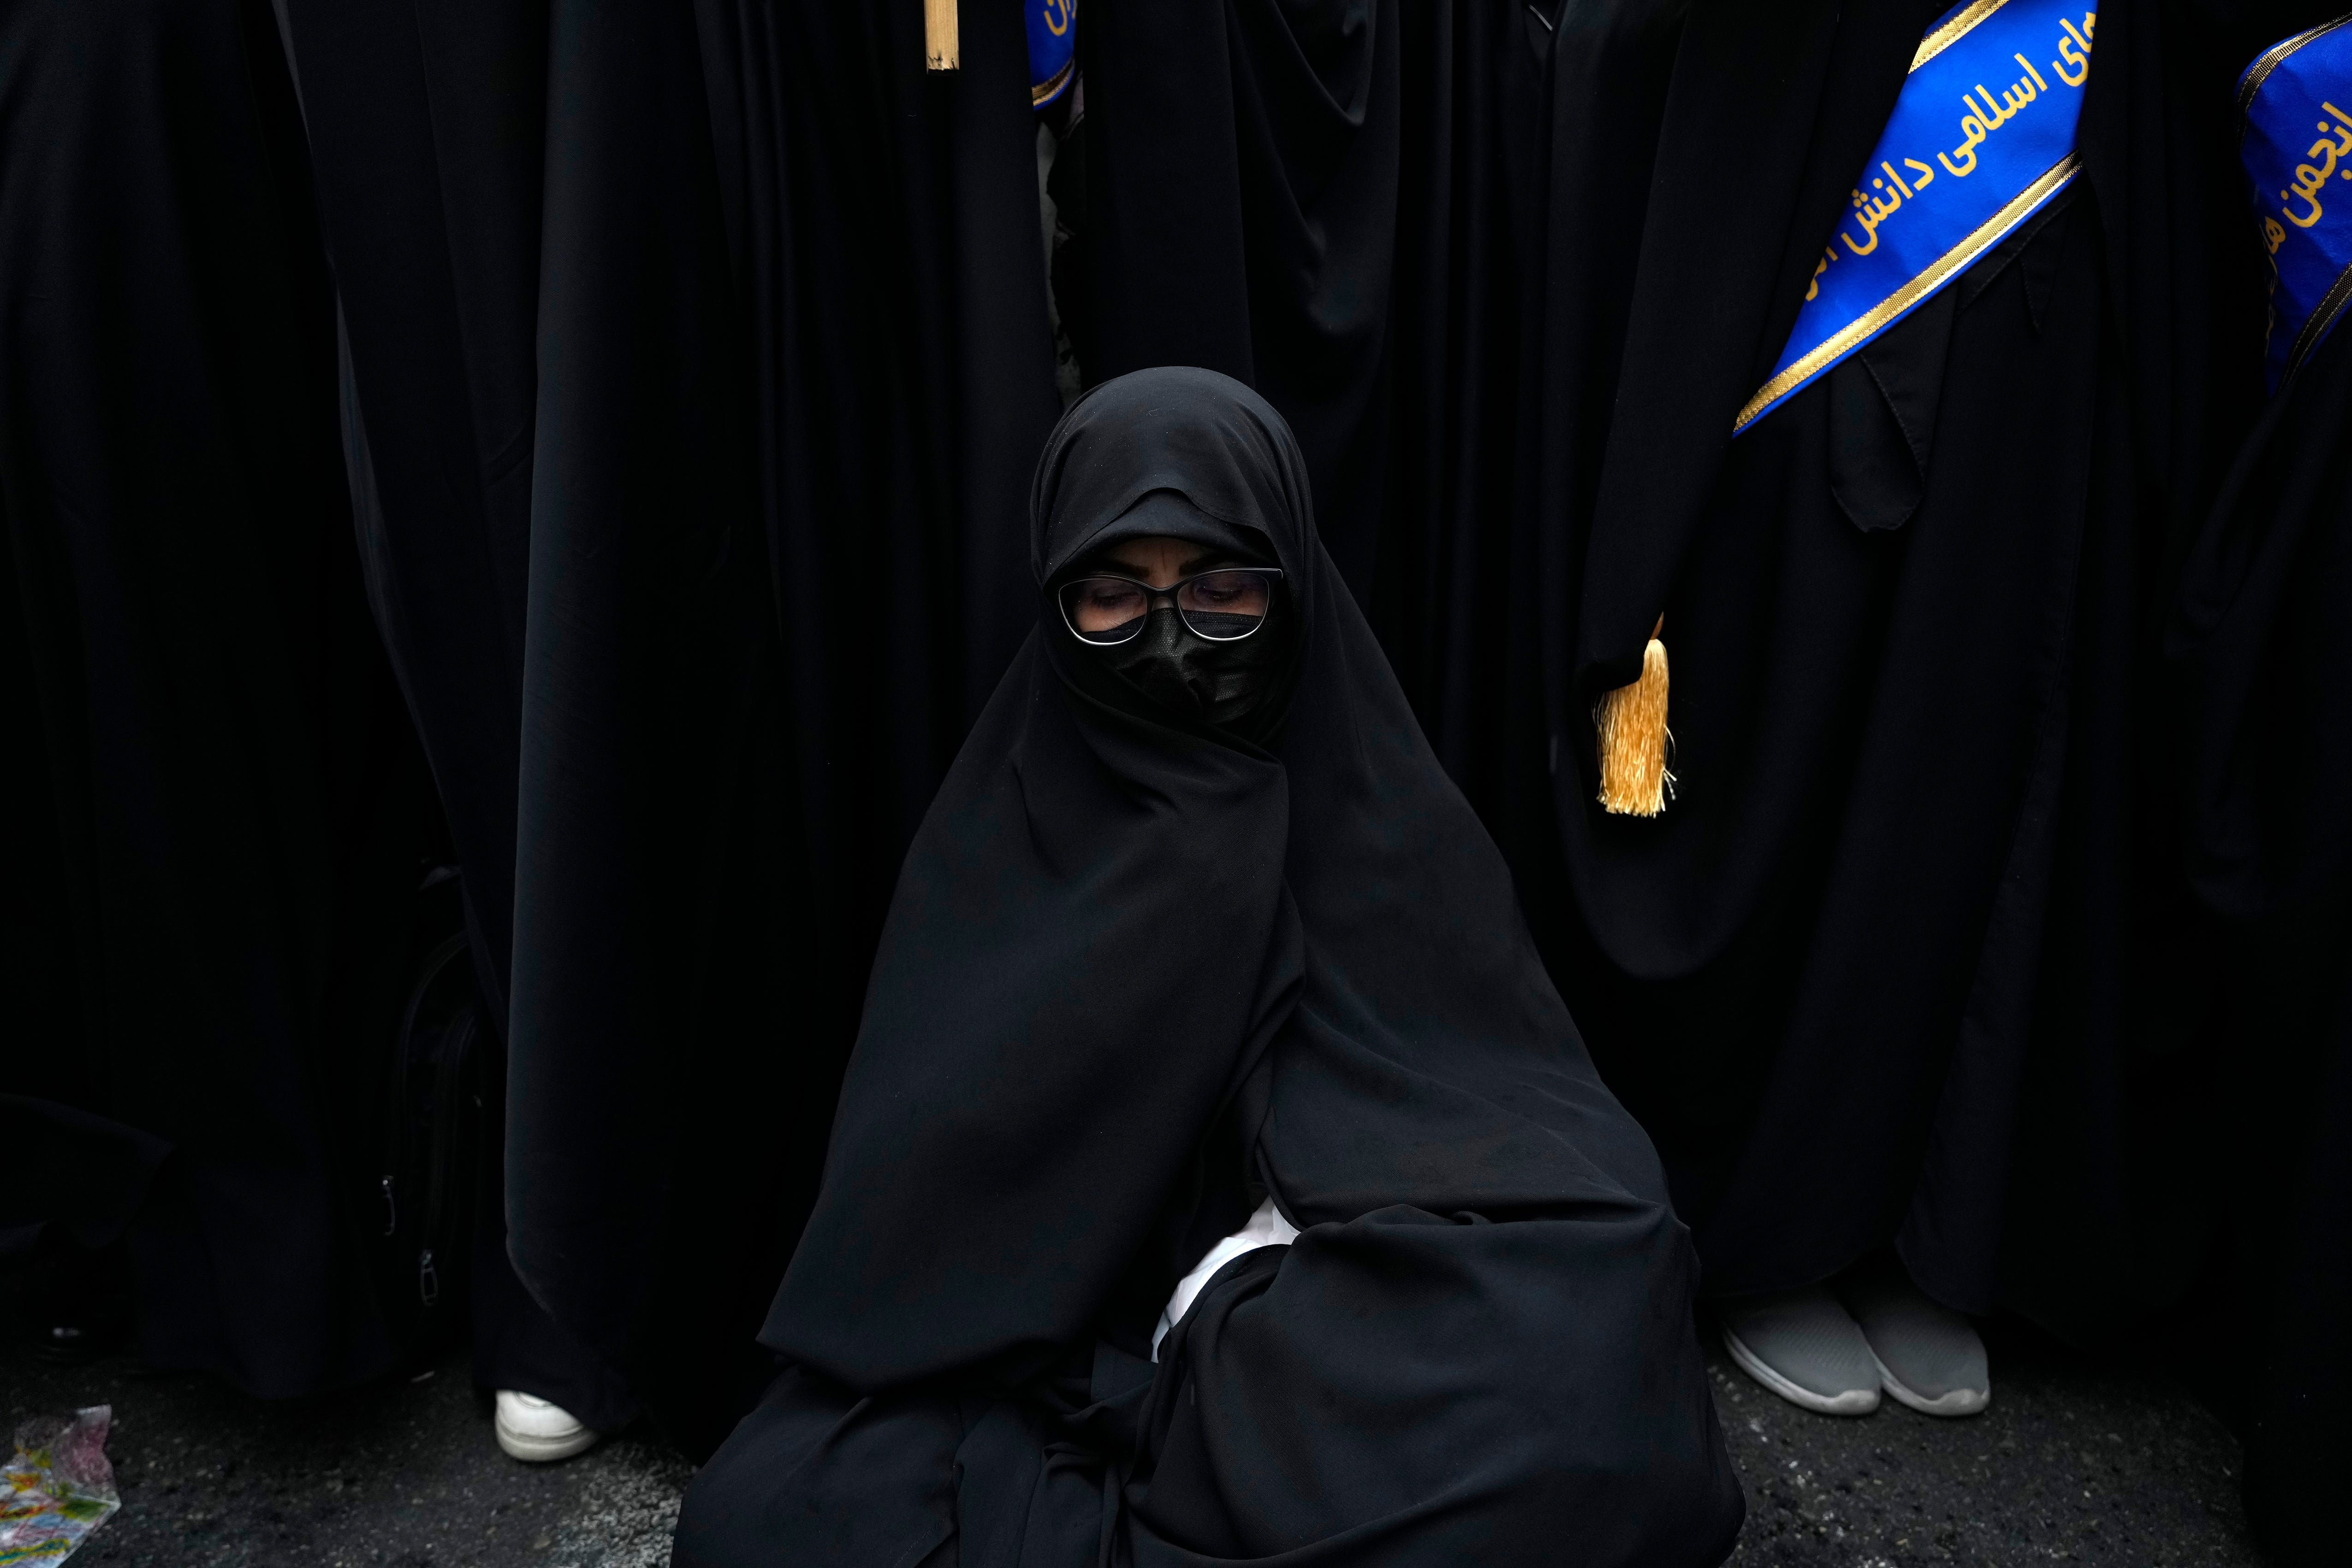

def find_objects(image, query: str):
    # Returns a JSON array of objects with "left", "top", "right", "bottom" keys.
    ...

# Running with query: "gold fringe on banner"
[
  {"left": 1593, "top": 617, "right": 1673, "bottom": 817},
  {"left": 925, "top": 0, "right": 960, "bottom": 69}
]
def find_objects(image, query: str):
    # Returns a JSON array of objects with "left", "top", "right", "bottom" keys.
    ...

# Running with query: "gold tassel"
[
  {"left": 924, "top": 0, "right": 960, "bottom": 70},
  {"left": 1593, "top": 616, "right": 1673, "bottom": 817}
]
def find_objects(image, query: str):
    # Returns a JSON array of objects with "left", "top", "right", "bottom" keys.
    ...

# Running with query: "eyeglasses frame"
[{"left": 1053, "top": 565, "right": 1287, "bottom": 646}]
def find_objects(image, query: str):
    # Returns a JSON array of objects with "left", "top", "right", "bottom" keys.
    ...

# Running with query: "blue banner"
[
  {"left": 1735, "top": 0, "right": 2096, "bottom": 434},
  {"left": 1029, "top": 0, "right": 1075, "bottom": 108},
  {"left": 2238, "top": 14, "right": 2352, "bottom": 392}
]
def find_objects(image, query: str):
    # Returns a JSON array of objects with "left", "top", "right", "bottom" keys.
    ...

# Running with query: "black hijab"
[{"left": 763, "top": 365, "right": 1674, "bottom": 1390}]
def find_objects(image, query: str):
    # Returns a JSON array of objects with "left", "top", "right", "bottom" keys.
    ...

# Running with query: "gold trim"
[
  {"left": 1911, "top": 0, "right": 2009, "bottom": 72},
  {"left": 2237, "top": 12, "right": 2352, "bottom": 120},
  {"left": 2284, "top": 257, "right": 2352, "bottom": 386},
  {"left": 1734, "top": 154, "right": 2080, "bottom": 433},
  {"left": 1032, "top": 55, "right": 1075, "bottom": 107}
]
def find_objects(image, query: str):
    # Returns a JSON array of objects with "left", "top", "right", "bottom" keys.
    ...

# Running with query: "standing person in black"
[
  {"left": 673, "top": 367, "right": 1742, "bottom": 1568},
  {"left": 374, "top": 0, "right": 1063, "bottom": 1461},
  {"left": 1534, "top": 0, "right": 2257, "bottom": 1420},
  {"left": 2170, "top": 14, "right": 2352, "bottom": 1560},
  {"left": 271, "top": 0, "right": 639, "bottom": 1461},
  {"left": 0, "top": 0, "right": 427, "bottom": 1395}
]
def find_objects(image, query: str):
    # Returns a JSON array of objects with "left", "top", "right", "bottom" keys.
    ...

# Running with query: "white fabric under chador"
[{"left": 1153, "top": 1197, "right": 1301, "bottom": 1359}]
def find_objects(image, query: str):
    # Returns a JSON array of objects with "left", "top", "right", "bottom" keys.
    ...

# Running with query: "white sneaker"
[
  {"left": 494, "top": 1390, "right": 600, "bottom": 1462},
  {"left": 1718, "top": 1286, "right": 1883, "bottom": 1416},
  {"left": 1835, "top": 1261, "right": 1991, "bottom": 1418}
]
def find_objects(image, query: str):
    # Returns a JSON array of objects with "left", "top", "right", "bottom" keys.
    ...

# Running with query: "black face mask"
[{"left": 1093, "top": 600, "right": 1294, "bottom": 729}]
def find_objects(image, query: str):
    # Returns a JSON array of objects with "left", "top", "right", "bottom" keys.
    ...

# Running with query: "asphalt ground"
[
  {"left": 1710, "top": 1316, "right": 2263, "bottom": 1565},
  {"left": 3, "top": 1264, "right": 2268, "bottom": 1567}
]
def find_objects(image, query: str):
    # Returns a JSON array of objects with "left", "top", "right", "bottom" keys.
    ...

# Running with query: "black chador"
[
  {"left": 1536, "top": 0, "right": 2254, "bottom": 1321},
  {"left": 2174, "top": 292, "right": 2352, "bottom": 1568},
  {"left": 281, "top": 0, "right": 1068, "bottom": 1452},
  {"left": 674, "top": 368, "right": 1742, "bottom": 1567},
  {"left": 280, "top": 0, "right": 638, "bottom": 1435},
  {"left": 2167, "top": 12, "right": 2352, "bottom": 1559},
  {"left": 0, "top": 0, "right": 431, "bottom": 1394},
  {"left": 502, "top": 0, "right": 1071, "bottom": 1456}
]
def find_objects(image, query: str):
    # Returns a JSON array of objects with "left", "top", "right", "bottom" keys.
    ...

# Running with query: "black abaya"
[
  {"left": 0, "top": 0, "right": 431, "bottom": 1395},
  {"left": 1523, "top": 0, "right": 2260, "bottom": 1312},
  {"left": 266, "top": 0, "right": 1069, "bottom": 1450},
  {"left": 1981, "top": 0, "right": 2296, "bottom": 1344},
  {"left": 494, "top": 0, "right": 805, "bottom": 1457},
  {"left": 693, "top": 0, "right": 1070, "bottom": 1271},
  {"left": 674, "top": 368, "right": 1741, "bottom": 1568},
  {"left": 279, "top": 0, "right": 637, "bottom": 1434},
  {"left": 2170, "top": 169, "right": 2352, "bottom": 1565},
  {"left": 485, "top": 0, "right": 1070, "bottom": 1455}
]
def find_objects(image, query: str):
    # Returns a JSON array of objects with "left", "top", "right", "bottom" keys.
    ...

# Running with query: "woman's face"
[{"left": 1058, "top": 533, "right": 1293, "bottom": 727}]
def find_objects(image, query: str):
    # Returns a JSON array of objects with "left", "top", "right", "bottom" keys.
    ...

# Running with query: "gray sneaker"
[
  {"left": 1835, "top": 1261, "right": 1990, "bottom": 1417},
  {"left": 1718, "top": 1285, "right": 1882, "bottom": 1415}
]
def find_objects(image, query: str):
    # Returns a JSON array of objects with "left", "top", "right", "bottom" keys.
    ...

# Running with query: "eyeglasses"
[{"left": 1055, "top": 567, "right": 1285, "bottom": 646}]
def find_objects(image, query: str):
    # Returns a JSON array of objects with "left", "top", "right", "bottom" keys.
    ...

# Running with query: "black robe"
[
  {"left": 0, "top": 0, "right": 434, "bottom": 1396},
  {"left": 278, "top": 0, "right": 636, "bottom": 1432},
  {"left": 280, "top": 0, "right": 1068, "bottom": 1453},
  {"left": 2168, "top": 38, "right": 2352, "bottom": 1551},
  {"left": 1984, "top": 0, "right": 2308, "bottom": 1346},
  {"left": 674, "top": 368, "right": 1741, "bottom": 1568},
  {"left": 1531, "top": 0, "right": 2254, "bottom": 1309}
]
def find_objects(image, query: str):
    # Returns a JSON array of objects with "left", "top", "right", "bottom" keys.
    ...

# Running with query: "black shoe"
[
  {"left": 24, "top": 1236, "right": 134, "bottom": 1365},
  {"left": 38, "top": 1313, "right": 129, "bottom": 1366}
]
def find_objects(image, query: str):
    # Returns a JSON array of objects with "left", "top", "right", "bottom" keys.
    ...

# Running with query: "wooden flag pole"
[{"left": 925, "top": 0, "right": 959, "bottom": 69}]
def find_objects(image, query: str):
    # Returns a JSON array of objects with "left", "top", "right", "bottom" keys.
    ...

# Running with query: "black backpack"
[{"left": 371, "top": 901, "right": 487, "bottom": 1367}]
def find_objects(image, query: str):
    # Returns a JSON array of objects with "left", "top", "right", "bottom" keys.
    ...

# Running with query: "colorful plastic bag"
[{"left": 0, "top": 1408, "right": 120, "bottom": 1565}]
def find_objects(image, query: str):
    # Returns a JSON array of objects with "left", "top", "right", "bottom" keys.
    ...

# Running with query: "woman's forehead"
[{"left": 1099, "top": 534, "right": 1220, "bottom": 564}]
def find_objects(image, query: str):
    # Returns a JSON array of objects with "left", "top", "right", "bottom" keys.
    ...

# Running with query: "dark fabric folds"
[
  {"left": 0, "top": 1100, "right": 171, "bottom": 1253},
  {"left": 492, "top": 0, "right": 808, "bottom": 1455},
  {"left": 1073, "top": 0, "right": 1400, "bottom": 592},
  {"left": 1072, "top": 0, "right": 1691, "bottom": 670},
  {"left": 1979, "top": 0, "right": 2281, "bottom": 1342},
  {"left": 681, "top": 368, "right": 1740, "bottom": 1567},
  {"left": 281, "top": 0, "right": 638, "bottom": 1434},
  {"left": 695, "top": 0, "right": 1065, "bottom": 1065},
  {"left": 2175, "top": 274, "right": 2352, "bottom": 925},
  {"left": 1518, "top": 0, "right": 2263, "bottom": 1318},
  {"left": 283, "top": 0, "right": 546, "bottom": 1022},
  {"left": 275, "top": 0, "right": 1076, "bottom": 1450},
  {"left": 1543, "top": 0, "right": 2085, "bottom": 1298},
  {"left": 2170, "top": 244, "right": 2352, "bottom": 1566},
  {"left": 0, "top": 0, "right": 433, "bottom": 1395}
]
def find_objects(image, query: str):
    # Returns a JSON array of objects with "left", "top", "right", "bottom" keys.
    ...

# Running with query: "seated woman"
[{"left": 673, "top": 368, "right": 1743, "bottom": 1567}]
